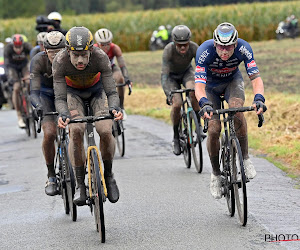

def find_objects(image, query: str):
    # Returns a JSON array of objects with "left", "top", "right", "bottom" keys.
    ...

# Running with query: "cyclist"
[
  {"left": 195, "top": 22, "right": 267, "bottom": 199},
  {"left": 4, "top": 34, "right": 32, "bottom": 128},
  {"left": 30, "top": 31, "right": 66, "bottom": 196},
  {"left": 161, "top": 25, "right": 201, "bottom": 156},
  {"left": 53, "top": 26, "right": 122, "bottom": 205},
  {"left": 47, "top": 12, "right": 67, "bottom": 35},
  {"left": 94, "top": 28, "right": 132, "bottom": 119},
  {"left": 30, "top": 32, "right": 47, "bottom": 59}
]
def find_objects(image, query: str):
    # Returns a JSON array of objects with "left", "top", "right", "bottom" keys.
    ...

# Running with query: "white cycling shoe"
[
  {"left": 18, "top": 117, "right": 26, "bottom": 128},
  {"left": 210, "top": 173, "right": 222, "bottom": 199},
  {"left": 244, "top": 158, "right": 257, "bottom": 179}
]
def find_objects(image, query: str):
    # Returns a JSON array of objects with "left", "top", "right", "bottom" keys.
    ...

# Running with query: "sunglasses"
[
  {"left": 175, "top": 42, "right": 189, "bottom": 47},
  {"left": 215, "top": 44, "right": 235, "bottom": 51}
]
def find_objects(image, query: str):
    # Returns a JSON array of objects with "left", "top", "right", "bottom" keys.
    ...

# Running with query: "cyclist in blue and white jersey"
[{"left": 195, "top": 22, "right": 267, "bottom": 199}]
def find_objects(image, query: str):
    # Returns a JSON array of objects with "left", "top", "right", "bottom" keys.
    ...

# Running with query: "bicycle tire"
[
  {"left": 221, "top": 134, "right": 235, "bottom": 217},
  {"left": 90, "top": 149, "right": 105, "bottom": 242},
  {"left": 231, "top": 138, "right": 247, "bottom": 226},
  {"left": 64, "top": 147, "right": 77, "bottom": 221},
  {"left": 57, "top": 149, "right": 70, "bottom": 215},
  {"left": 179, "top": 115, "right": 191, "bottom": 168},
  {"left": 27, "top": 102, "right": 37, "bottom": 138},
  {"left": 189, "top": 111, "right": 203, "bottom": 173},
  {"left": 113, "top": 121, "right": 125, "bottom": 157}
]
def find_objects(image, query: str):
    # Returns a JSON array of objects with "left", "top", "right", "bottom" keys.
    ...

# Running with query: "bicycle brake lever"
[
  {"left": 37, "top": 117, "right": 42, "bottom": 133},
  {"left": 258, "top": 114, "right": 264, "bottom": 127},
  {"left": 203, "top": 119, "right": 209, "bottom": 133}
]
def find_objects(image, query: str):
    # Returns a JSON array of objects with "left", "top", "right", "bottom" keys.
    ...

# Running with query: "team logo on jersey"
[
  {"left": 196, "top": 66, "right": 205, "bottom": 73},
  {"left": 247, "top": 60, "right": 257, "bottom": 69},
  {"left": 211, "top": 66, "right": 237, "bottom": 74}
]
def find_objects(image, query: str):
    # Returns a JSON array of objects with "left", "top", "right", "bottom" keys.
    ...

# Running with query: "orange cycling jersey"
[{"left": 65, "top": 72, "right": 101, "bottom": 89}]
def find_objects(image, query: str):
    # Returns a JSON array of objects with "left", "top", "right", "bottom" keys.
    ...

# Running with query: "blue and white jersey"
[{"left": 195, "top": 38, "right": 260, "bottom": 84}]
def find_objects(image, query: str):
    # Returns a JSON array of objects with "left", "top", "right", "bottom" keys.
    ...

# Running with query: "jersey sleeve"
[
  {"left": 237, "top": 39, "right": 260, "bottom": 80},
  {"left": 194, "top": 40, "right": 212, "bottom": 85}
]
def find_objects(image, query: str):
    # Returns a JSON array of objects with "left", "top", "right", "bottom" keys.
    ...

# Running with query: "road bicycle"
[
  {"left": 18, "top": 72, "right": 36, "bottom": 138},
  {"left": 203, "top": 96, "right": 264, "bottom": 226},
  {"left": 68, "top": 101, "right": 113, "bottom": 243},
  {"left": 169, "top": 88, "right": 204, "bottom": 173},
  {"left": 37, "top": 112, "right": 77, "bottom": 221},
  {"left": 113, "top": 82, "right": 132, "bottom": 157}
]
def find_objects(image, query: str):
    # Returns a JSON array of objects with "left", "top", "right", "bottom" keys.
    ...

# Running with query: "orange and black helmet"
[
  {"left": 12, "top": 34, "right": 24, "bottom": 47},
  {"left": 65, "top": 26, "right": 93, "bottom": 51}
]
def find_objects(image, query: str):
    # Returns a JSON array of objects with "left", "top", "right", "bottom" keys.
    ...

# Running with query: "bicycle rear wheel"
[
  {"left": 189, "top": 111, "right": 203, "bottom": 173},
  {"left": 64, "top": 147, "right": 77, "bottom": 221},
  {"left": 221, "top": 134, "right": 235, "bottom": 217},
  {"left": 113, "top": 121, "right": 125, "bottom": 157},
  {"left": 179, "top": 115, "right": 191, "bottom": 168},
  {"left": 231, "top": 138, "right": 247, "bottom": 226},
  {"left": 90, "top": 149, "right": 105, "bottom": 242}
]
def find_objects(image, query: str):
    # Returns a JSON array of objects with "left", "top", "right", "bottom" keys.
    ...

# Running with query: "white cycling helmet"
[
  {"left": 158, "top": 25, "right": 165, "bottom": 31},
  {"left": 213, "top": 22, "right": 238, "bottom": 46},
  {"left": 37, "top": 32, "right": 47, "bottom": 43},
  {"left": 48, "top": 12, "right": 62, "bottom": 21},
  {"left": 94, "top": 28, "right": 113, "bottom": 44}
]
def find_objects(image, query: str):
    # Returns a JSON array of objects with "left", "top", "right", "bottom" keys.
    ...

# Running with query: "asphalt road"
[{"left": 0, "top": 109, "right": 299, "bottom": 250}]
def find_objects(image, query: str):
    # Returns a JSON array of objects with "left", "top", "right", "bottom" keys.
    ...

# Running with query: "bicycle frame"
[{"left": 85, "top": 122, "right": 107, "bottom": 198}]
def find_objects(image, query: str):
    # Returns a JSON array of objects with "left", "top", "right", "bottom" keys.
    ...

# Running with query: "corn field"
[{"left": 0, "top": 1, "right": 298, "bottom": 51}]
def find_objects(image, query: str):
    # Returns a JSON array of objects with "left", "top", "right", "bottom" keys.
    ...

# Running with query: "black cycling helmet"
[
  {"left": 43, "top": 31, "right": 65, "bottom": 49},
  {"left": 172, "top": 25, "right": 191, "bottom": 44},
  {"left": 213, "top": 22, "right": 238, "bottom": 46},
  {"left": 65, "top": 26, "right": 93, "bottom": 51}
]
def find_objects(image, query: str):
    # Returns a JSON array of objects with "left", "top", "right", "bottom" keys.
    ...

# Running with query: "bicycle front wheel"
[
  {"left": 189, "top": 111, "right": 203, "bottom": 173},
  {"left": 179, "top": 115, "right": 191, "bottom": 168},
  {"left": 113, "top": 121, "right": 125, "bottom": 157},
  {"left": 90, "top": 149, "right": 105, "bottom": 243},
  {"left": 64, "top": 147, "right": 77, "bottom": 222},
  {"left": 221, "top": 134, "right": 235, "bottom": 217},
  {"left": 231, "top": 138, "right": 247, "bottom": 226}
]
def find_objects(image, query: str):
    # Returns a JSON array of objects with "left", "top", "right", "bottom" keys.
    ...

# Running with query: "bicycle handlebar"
[
  {"left": 69, "top": 115, "right": 114, "bottom": 124},
  {"left": 116, "top": 81, "right": 132, "bottom": 96},
  {"left": 37, "top": 111, "right": 58, "bottom": 133},
  {"left": 168, "top": 88, "right": 195, "bottom": 104},
  {"left": 203, "top": 106, "right": 264, "bottom": 133}
]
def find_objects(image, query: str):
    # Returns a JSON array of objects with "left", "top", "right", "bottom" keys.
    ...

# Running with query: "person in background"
[
  {"left": 4, "top": 34, "right": 32, "bottom": 128},
  {"left": 94, "top": 28, "right": 132, "bottom": 120},
  {"left": 47, "top": 12, "right": 67, "bottom": 35},
  {"left": 156, "top": 25, "right": 170, "bottom": 47},
  {"left": 30, "top": 31, "right": 66, "bottom": 196},
  {"left": 30, "top": 32, "right": 47, "bottom": 59},
  {"left": 160, "top": 25, "right": 201, "bottom": 156}
]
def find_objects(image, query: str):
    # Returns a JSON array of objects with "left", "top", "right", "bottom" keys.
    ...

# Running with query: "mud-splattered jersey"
[
  {"left": 195, "top": 39, "right": 260, "bottom": 84},
  {"left": 53, "top": 46, "right": 119, "bottom": 115},
  {"left": 29, "top": 51, "right": 55, "bottom": 107}
]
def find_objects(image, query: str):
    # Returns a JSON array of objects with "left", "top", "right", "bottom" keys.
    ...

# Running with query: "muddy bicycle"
[
  {"left": 203, "top": 96, "right": 264, "bottom": 226},
  {"left": 169, "top": 88, "right": 205, "bottom": 173},
  {"left": 113, "top": 81, "right": 132, "bottom": 157},
  {"left": 37, "top": 112, "right": 77, "bottom": 221}
]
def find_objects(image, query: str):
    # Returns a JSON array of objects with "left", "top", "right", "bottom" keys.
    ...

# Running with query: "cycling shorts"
[{"left": 205, "top": 71, "right": 245, "bottom": 120}]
